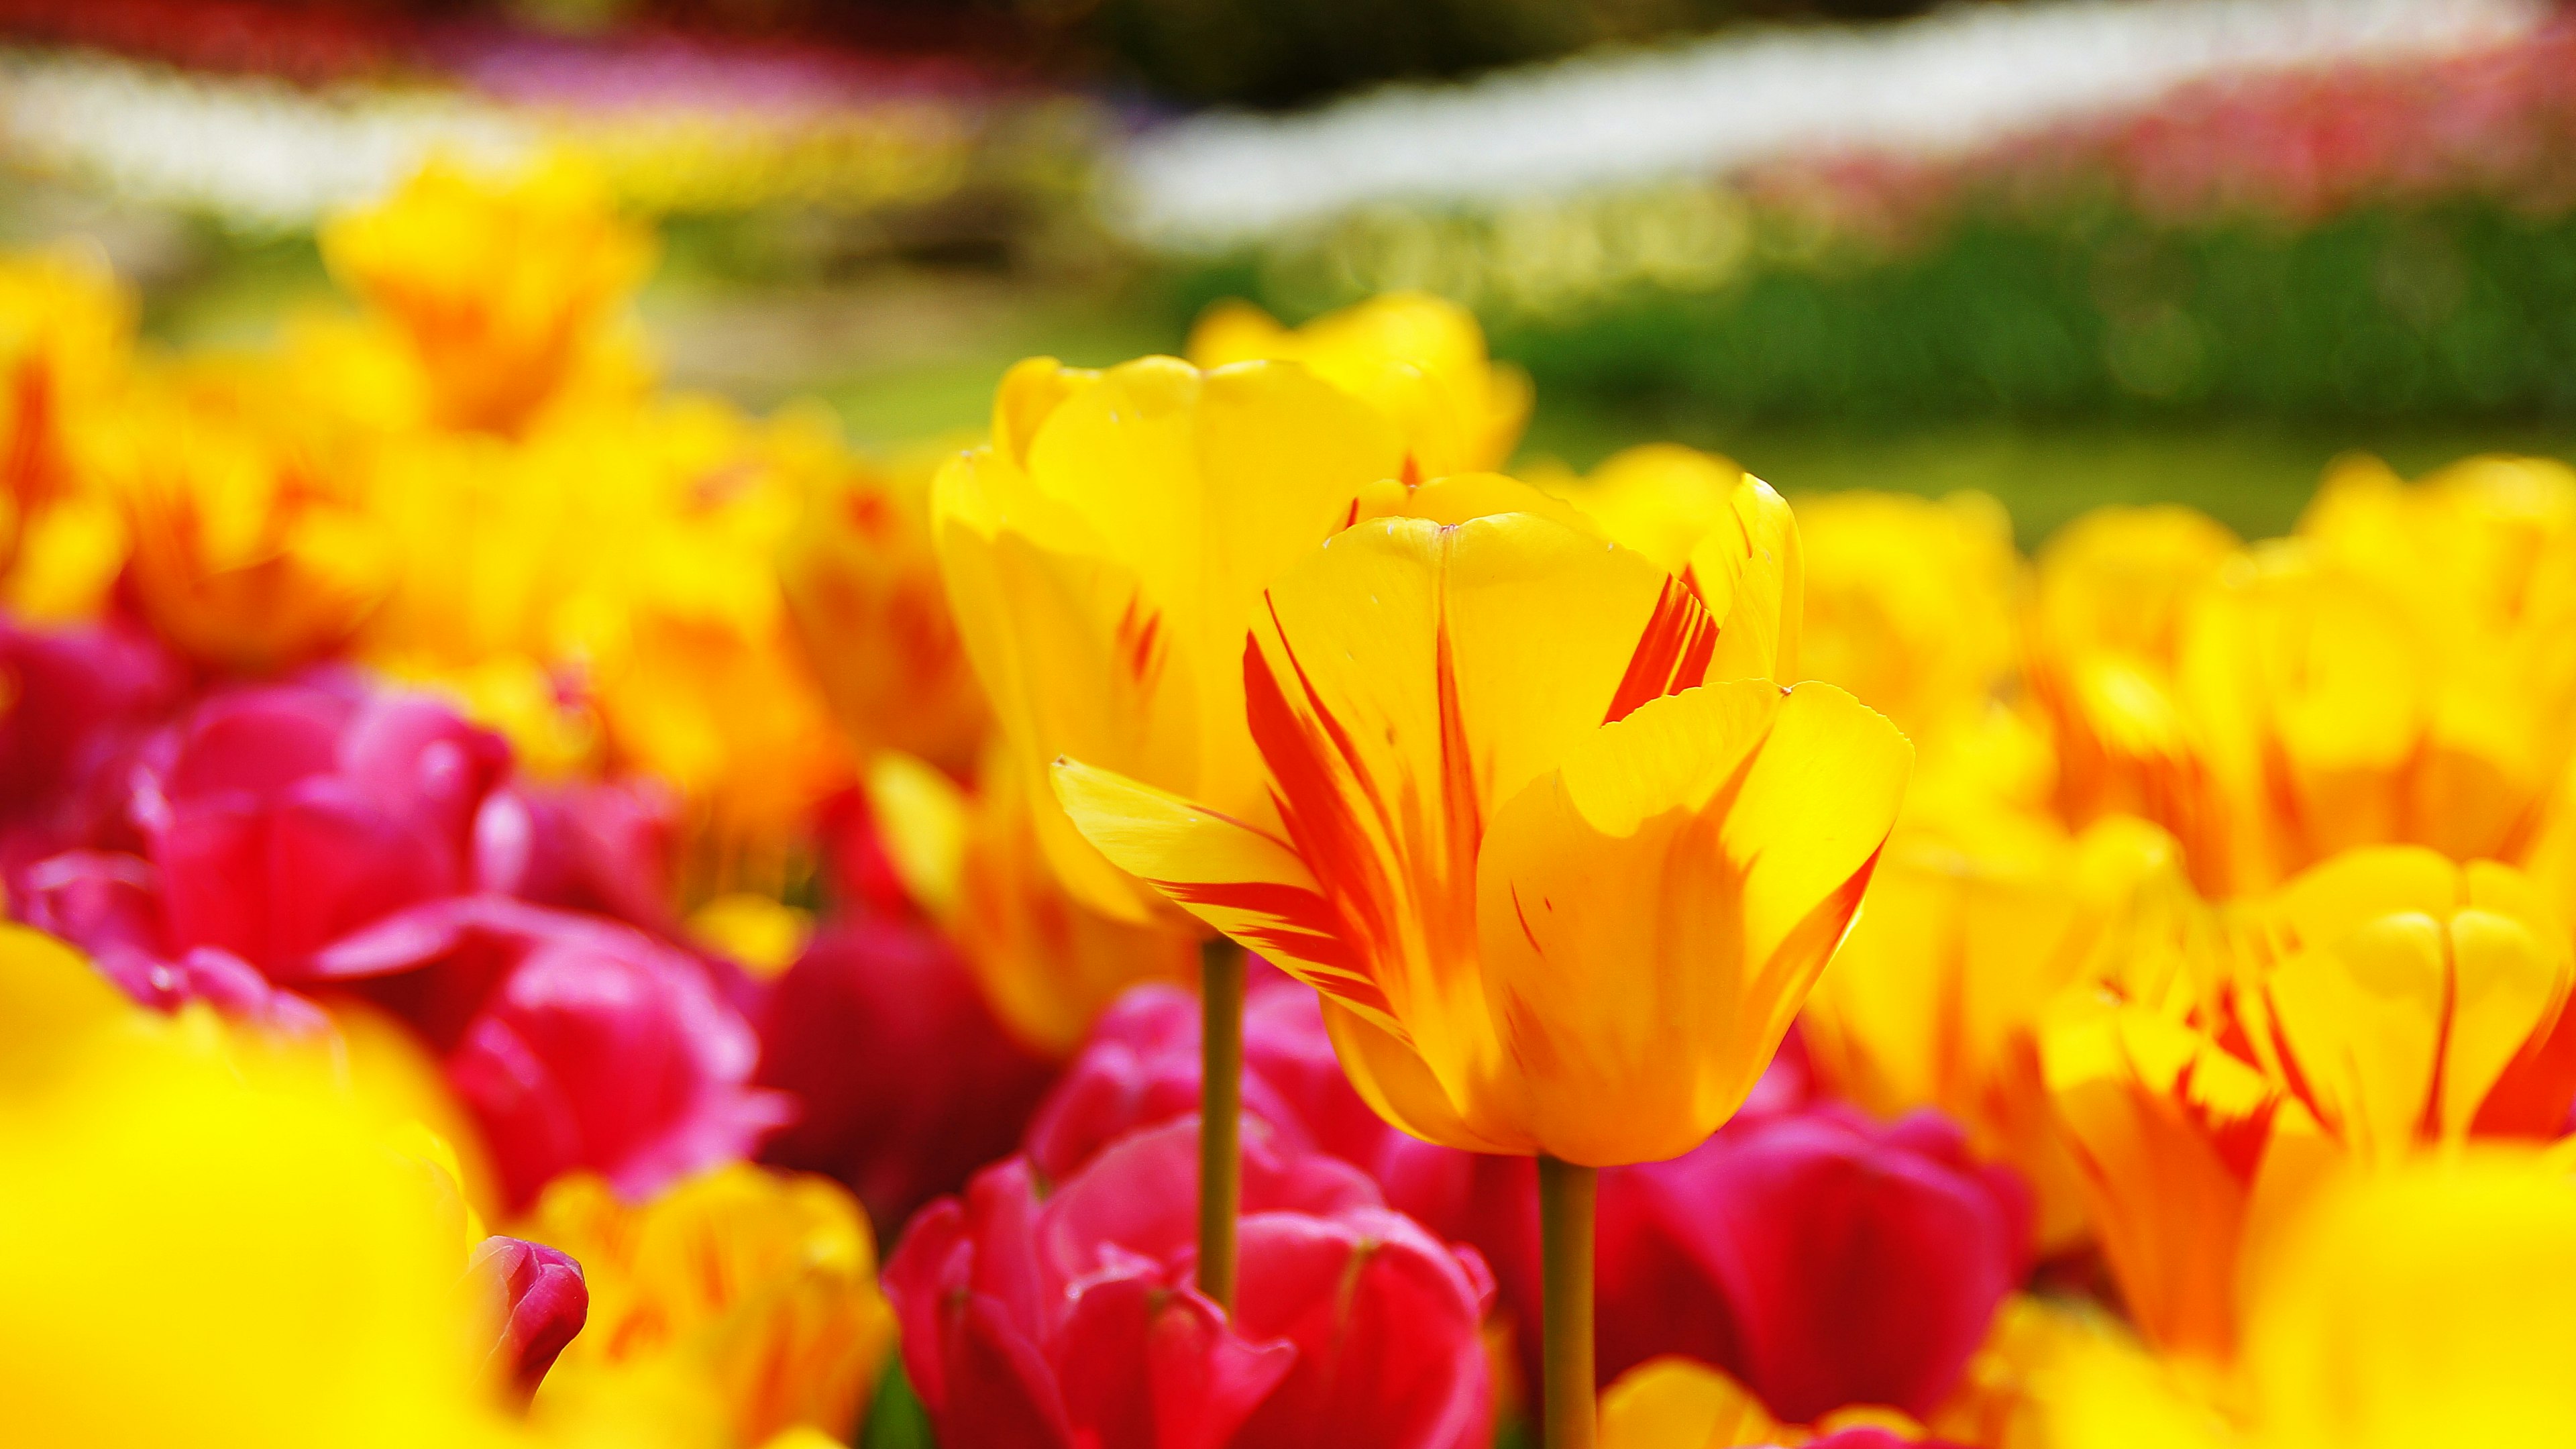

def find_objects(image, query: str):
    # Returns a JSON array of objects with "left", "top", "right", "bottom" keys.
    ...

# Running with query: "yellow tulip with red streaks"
[{"left": 1054, "top": 495, "right": 1907, "bottom": 1165}]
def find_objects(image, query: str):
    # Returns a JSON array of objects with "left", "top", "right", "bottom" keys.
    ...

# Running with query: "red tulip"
[
  {"left": 319, "top": 896, "right": 790, "bottom": 1209},
  {"left": 129, "top": 680, "right": 511, "bottom": 979},
  {"left": 468, "top": 1234, "right": 588, "bottom": 1407},
  {"left": 1594, "top": 1105, "right": 2031, "bottom": 1425},
  {"left": 885, "top": 1117, "right": 1493, "bottom": 1449},
  {"left": 755, "top": 916, "right": 1057, "bottom": 1236}
]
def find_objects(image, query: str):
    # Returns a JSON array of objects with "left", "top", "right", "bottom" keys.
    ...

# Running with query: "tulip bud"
[{"left": 468, "top": 1235, "right": 588, "bottom": 1407}]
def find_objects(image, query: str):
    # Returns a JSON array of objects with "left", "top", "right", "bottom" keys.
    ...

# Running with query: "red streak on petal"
[{"left": 1603, "top": 577, "right": 1720, "bottom": 725}]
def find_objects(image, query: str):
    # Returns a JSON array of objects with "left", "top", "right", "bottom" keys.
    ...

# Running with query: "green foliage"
[{"left": 859, "top": 1358, "right": 936, "bottom": 1449}]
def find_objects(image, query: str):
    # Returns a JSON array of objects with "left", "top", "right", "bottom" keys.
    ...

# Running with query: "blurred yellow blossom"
[
  {"left": 0, "top": 244, "right": 131, "bottom": 618},
  {"left": 522, "top": 1165, "right": 897, "bottom": 1449},
  {"left": 0, "top": 923, "right": 520, "bottom": 1448},
  {"left": 323, "top": 153, "right": 655, "bottom": 437},
  {"left": 1187, "top": 290, "right": 1532, "bottom": 476},
  {"left": 103, "top": 357, "right": 396, "bottom": 674},
  {"left": 776, "top": 422, "right": 987, "bottom": 779},
  {"left": 1794, "top": 489, "right": 2019, "bottom": 747}
]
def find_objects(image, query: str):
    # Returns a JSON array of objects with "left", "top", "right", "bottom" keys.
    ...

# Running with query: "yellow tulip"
[
  {"left": 1187, "top": 290, "right": 1532, "bottom": 476},
  {"left": 1537, "top": 444, "right": 1804, "bottom": 686},
  {"left": 2035, "top": 1150, "right": 2576, "bottom": 1449},
  {"left": 522, "top": 1165, "right": 897, "bottom": 1449},
  {"left": 104, "top": 358, "right": 396, "bottom": 674},
  {"left": 1794, "top": 489, "right": 2019, "bottom": 747},
  {"left": 1597, "top": 1357, "right": 1791, "bottom": 1448},
  {"left": 865, "top": 747, "right": 1196, "bottom": 1057},
  {"left": 775, "top": 424, "right": 987, "bottom": 779},
  {"left": 322, "top": 153, "right": 653, "bottom": 436},
  {"left": 0, "top": 243, "right": 131, "bottom": 616},
  {"left": 932, "top": 352, "right": 1410, "bottom": 924},
  {"left": 1054, "top": 504, "right": 1907, "bottom": 1164},
  {"left": 0, "top": 924, "right": 519, "bottom": 1448},
  {"left": 2239, "top": 1149, "right": 2576, "bottom": 1448},
  {"left": 2039, "top": 988, "right": 2310, "bottom": 1363},
  {"left": 1804, "top": 812, "right": 2203, "bottom": 1250},
  {"left": 2233, "top": 846, "right": 2576, "bottom": 1161}
]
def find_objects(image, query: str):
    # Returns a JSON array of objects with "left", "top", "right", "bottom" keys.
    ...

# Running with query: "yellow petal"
[
  {"left": 1472, "top": 682, "right": 1909, "bottom": 1164},
  {"left": 1598, "top": 1356, "right": 1785, "bottom": 1449}
]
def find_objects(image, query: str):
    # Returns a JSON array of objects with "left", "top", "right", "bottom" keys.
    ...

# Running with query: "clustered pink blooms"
[{"left": 886, "top": 964, "right": 2034, "bottom": 1438}]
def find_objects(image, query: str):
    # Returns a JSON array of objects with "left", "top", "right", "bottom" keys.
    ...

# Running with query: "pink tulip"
[
  {"left": 885, "top": 1117, "right": 1492, "bottom": 1449},
  {"left": 468, "top": 1235, "right": 589, "bottom": 1407},
  {"left": 755, "top": 916, "right": 1057, "bottom": 1235},
  {"left": 319, "top": 896, "right": 790, "bottom": 1209},
  {"left": 1595, "top": 1106, "right": 2031, "bottom": 1424},
  {"left": 0, "top": 617, "right": 181, "bottom": 861},
  {"left": 12, "top": 847, "right": 329, "bottom": 1036},
  {"left": 474, "top": 774, "right": 682, "bottom": 936},
  {"left": 129, "top": 680, "right": 511, "bottom": 979}
]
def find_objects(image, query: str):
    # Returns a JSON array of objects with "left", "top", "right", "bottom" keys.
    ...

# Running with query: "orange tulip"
[
  {"left": 0, "top": 244, "right": 131, "bottom": 616},
  {"left": 1055, "top": 500, "right": 1907, "bottom": 1165}
]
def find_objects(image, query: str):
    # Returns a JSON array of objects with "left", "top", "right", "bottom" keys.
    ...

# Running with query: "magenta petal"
[
  {"left": 468, "top": 1236, "right": 589, "bottom": 1405},
  {"left": 1057, "top": 1274, "right": 1295, "bottom": 1449}
]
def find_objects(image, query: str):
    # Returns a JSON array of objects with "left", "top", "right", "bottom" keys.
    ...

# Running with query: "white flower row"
[
  {"left": 1112, "top": 0, "right": 2547, "bottom": 250},
  {"left": 0, "top": 50, "right": 531, "bottom": 229}
]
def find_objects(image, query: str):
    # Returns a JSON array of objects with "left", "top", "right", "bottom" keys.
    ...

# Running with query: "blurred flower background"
[{"left": 7, "top": 0, "right": 2576, "bottom": 1446}]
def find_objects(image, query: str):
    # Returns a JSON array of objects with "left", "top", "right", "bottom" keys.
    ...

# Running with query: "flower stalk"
[
  {"left": 1198, "top": 936, "right": 1245, "bottom": 1309},
  {"left": 1540, "top": 1154, "right": 1597, "bottom": 1449}
]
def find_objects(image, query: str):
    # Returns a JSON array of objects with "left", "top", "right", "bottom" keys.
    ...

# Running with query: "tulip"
[
  {"left": 0, "top": 923, "right": 521, "bottom": 1447},
  {"left": 469, "top": 1234, "right": 589, "bottom": 1407},
  {"left": 316, "top": 896, "right": 790, "bottom": 1210},
  {"left": 127, "top": 681, "right": 512, "bottom": 979},
  {"left": 479, "top": 773, "right": 685, "bottom": 938},
  {"left": 1597, "top": 1356, "right": 1975, "bottom": 1448},
  {"left": 776, "top": 426, "right": 988, "bottom": 778},
  {"left": 933, "top": 352, "right": 1411, "bottom": 926},
  {"left": 753, "top": 914, "right": 1057, "bottom": 1235},
  {"left": 2233, "top": 846, "right": 2576, "bottom": 1153},
  {"left": 523, "top": 1164, "right": 897, "bottom": 1448},
  {"left": 1053, "top": 506, "right": 1907, "bottom": 1164},
  {"left": 1057, "top": 502, "right": 1905, "bottom": 1446},
  {"left": 2032, "top": 1150, "right": 2576, "bottom": 1449},
  {"left": 2024, "top": 504, "right": 2239, "bottom": 890},
  {"left": 101, "top": 360, "right": 398, "bottom": 674},
  {"left": 2039, "top": 990, "right": 2304, "bottom": 1362},
  {"left": 321, "top": 153, "right": 653, "bottom": 436},
  {"left": 1799, "top": 812, "right": 2208, "bottom": 1249},
  {"left": 1187, "top": 291, "right": 1532, "bottom": 477},
  {"left": 0, "top": 616, "right": 180, "bottom": 855},
  {"left": 853, "top": 746, "right": 1197, "bottom": 1059},
  {"left": 1593, "top": 1105, "right": 2030, "bottom": 1425},
  {"left": 1791, "top": 489, "right": 2017, "bottom": 750},
  {"left": 884, "top": 1116, "right": 1494, "bottom": 1449},
  {"left": 0, "top": 244, "right": 131, "bottom": 617}
]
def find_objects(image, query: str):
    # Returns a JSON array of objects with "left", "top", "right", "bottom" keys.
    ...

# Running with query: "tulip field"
[{"left": 7, "top": 3, "right": 2576, "bottom": 1448}]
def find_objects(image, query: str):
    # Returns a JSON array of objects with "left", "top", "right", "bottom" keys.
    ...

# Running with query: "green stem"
[
  {"left": 1540, "top": 1155, "right": 1597, "bottom": 1449},
  {"left": 1198, "top": 938, "right": 1244, "bottom": 1311}
]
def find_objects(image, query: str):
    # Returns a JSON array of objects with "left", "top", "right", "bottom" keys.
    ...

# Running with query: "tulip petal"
[
  {"left": 1240, "top": 513, "right": 1721, "bottom": 1120},
  {"left": 1470, "top": 682, "right": 1909, "bottom": 1164}
]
